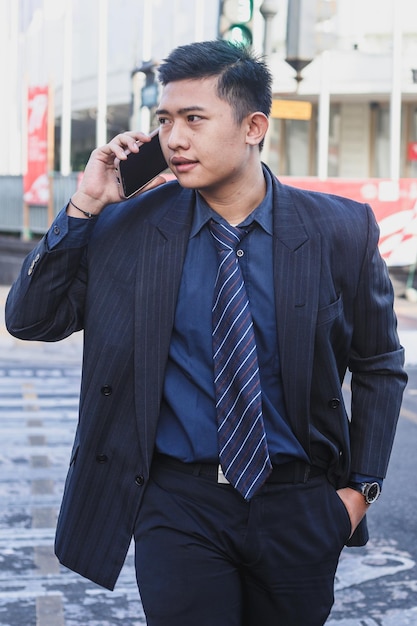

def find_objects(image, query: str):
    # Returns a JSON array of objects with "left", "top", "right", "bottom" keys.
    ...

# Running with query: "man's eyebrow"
[{"left": 155, "top": 105, "right": 206, "bottom": 116}]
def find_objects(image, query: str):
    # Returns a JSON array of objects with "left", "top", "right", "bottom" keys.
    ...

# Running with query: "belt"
[{"left": 153, "top": 453, "right": 325, "bottom": 485}]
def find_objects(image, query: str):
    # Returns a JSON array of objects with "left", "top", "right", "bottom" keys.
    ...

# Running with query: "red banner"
[
  {"left": 281, "top": 177, "right": 417, "bottom": 267},
  {"left": 23, "top": 86, "right": 49, "bottom": 205},
  {"left": 407, "top": 142, "right": 417, "bottom": 161}
]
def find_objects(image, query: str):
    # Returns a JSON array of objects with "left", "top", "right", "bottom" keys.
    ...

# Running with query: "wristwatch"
[{"left": 349, "top": 481, "right": 381, "bottom": 504}]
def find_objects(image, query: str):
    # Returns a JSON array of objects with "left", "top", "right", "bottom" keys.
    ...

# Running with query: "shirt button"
[
  {"left": 101, "top": 385, "right": 112, "bottom": 396},
  {"left": 236, "top": 249, "right": 244, "bottom": 257},
  {"left": 135, "top": 475, "right": 144, "bottom": 486},
  {"left": 53, "top": 225, "right": 60, "bottom": 235}
]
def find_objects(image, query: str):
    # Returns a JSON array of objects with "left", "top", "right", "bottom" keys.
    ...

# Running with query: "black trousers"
[{"left": 134, "top": 458, "right": 351, "bottom": 626}]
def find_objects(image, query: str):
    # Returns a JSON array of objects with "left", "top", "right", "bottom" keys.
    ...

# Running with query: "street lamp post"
[
  {"left": 390, "top": 0, "right": 402, "bottom": 183},
  {"left": 259, "top": 1, "right": 279, "bottom": 167},
  {"left": 131, "top": 61, "right": 159, "bottom": 134},
  {"left": 259, "top": 0, "right": 279, "bottom": 57}
]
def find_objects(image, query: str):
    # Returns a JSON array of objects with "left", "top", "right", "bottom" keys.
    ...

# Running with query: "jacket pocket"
[
  {"left": 332, "top": 487, "right": 353, "bottom": 543},
  {"left": 316, "top": 295, "right": 343, "bottom": 326}
]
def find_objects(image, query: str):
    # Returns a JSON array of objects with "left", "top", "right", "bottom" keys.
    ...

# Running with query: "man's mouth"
[
  {"left": 171, "top": 156, "right": 197, "bottom": 165},
  {"left": 170, "top": 156, "right": 198, "bottom": 172}
]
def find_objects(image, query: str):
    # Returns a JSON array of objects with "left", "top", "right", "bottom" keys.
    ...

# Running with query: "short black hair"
[{"left": 158, "top": 39, "right": 272, "bottom": 124}]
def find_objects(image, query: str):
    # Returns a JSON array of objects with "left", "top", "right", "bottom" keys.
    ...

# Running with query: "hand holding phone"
[{"left": 115, "top": 129, "right": 168, "bottom": 199}]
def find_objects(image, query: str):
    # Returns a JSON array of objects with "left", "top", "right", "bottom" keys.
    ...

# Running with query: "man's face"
[{"left": 156, "top": 76, "right": 254, "bottom": 195}]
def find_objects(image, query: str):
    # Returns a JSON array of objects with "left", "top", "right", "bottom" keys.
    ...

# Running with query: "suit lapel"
[
  {"left": 133, "top": 188, "right": 195, "bottom": 467},
  {"left": 272, "top": 176, "right": 321, "bottom": 454}
]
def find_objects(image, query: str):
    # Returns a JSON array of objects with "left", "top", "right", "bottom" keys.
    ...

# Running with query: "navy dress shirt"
[{"left": 156, "top": 171, "right": 309, "bottom": 465}]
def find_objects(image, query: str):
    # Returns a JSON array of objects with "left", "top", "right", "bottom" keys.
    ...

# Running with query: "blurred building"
[
  {"left": 0, "top": 0, "right": 219, "bottom": 175},
  {"left": 1, "top": 0, "right": 417, "bottom": 181},
  {"left": 266, "top": 0, "right": 417, "bottom": 181}
]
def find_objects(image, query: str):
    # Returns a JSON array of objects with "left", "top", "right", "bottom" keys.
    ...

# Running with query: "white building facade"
[{"left": 1, "top": 0, "right": 417, "bottom": 182}]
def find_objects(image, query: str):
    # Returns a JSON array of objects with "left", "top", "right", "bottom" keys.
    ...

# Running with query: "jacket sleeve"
[
  {"left": 348, "top": 203, "right": 407, "bottom": 479},
  {"left": 5, "top": 209, "right": 95, "bottom": 342}
]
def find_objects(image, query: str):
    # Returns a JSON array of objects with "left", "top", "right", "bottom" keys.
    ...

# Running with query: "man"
[{"left": 6, "top": 40, "right": 407, "bottom": 625}]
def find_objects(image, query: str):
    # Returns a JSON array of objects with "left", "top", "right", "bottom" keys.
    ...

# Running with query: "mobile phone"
[{"left": 116, "top": 129, "right": 168, "bottom": 198}]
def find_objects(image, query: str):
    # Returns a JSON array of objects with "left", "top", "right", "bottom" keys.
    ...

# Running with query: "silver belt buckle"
[{"left": 217, "top": 465, "right": 230, "bottom": 484}]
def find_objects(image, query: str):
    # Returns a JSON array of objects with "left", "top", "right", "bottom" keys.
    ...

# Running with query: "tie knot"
[{"left": 209, "top": 220, "right": 246, "bottom": 252}]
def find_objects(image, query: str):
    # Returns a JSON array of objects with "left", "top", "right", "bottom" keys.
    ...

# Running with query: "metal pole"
[
  {"left": 96, "top": 0, "right": 108, "bottom": 147},
  {"left": 60, "top": 0, "right": 72, "bottom": 175},
  {"left": 140, "top": 1, "right": 153, "bottom": 133},
  {"left": 260, "top": 0, "right": 279, "bottom": 57},
  {"left": 318, "top": 50, "right": 330, "bottom": 181},
  {"left": 47, "top": 83, "right": 55, "bottom": 225},
  {"left": 194, "top": 0, "right": 205, "bottom": 41},
  {"left": 259, "top": 1, "right": 279, "bottom": 167},
  {"left": 390, "top": 0, "right": 402, "bottom": 182}
]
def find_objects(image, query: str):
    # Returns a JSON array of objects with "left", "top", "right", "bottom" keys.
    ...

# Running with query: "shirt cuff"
[{"left": 349, "top": 473, "right": 383, "bottom": 490}]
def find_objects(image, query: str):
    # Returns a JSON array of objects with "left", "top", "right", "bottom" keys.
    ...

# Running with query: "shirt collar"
[{"left": 190, "top": 166, "right": 273, "bottom": 238}]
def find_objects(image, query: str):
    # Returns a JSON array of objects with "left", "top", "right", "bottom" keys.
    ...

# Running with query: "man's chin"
[{"left": 174, "top": 173, "right": 202, "bottom": 190}]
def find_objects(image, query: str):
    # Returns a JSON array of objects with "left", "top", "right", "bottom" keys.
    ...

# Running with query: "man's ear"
[{"left": 246, "top": 112, "right": 269, "bottom": 147}]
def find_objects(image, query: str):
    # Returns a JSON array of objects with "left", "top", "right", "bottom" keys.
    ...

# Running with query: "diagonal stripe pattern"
[{"left": 210, "top": 219, "right": 271, "bottom": 500}]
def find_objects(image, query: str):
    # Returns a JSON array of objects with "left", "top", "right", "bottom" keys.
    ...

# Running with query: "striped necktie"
[{"left": 210, "top": 219, "right": 272, "bottom": 500}]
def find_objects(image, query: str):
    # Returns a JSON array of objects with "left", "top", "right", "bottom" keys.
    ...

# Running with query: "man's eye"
[
  {"left": 158, "top": 117, "right": 167, "bottom": 125},
  {"left": 188, "top": 115, "right": 202, "bottom": 122}
]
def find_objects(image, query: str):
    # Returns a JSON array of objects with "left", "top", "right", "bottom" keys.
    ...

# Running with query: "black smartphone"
[{"left": 116, "top": 129, "right": 168, "bottom": 198}]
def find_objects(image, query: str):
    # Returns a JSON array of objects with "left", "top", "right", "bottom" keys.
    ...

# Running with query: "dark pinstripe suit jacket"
[{"left": 5, "top": 166, "right": 407, "bottom": 590}]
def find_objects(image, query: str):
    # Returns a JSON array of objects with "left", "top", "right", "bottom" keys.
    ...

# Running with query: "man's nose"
[{"left": 167, "top": 123, "right": 189, "bottom": 151}]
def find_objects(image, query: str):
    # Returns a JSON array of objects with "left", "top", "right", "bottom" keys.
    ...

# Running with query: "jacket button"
[
  {"left": 96, "top": 454, "right": 108, "bottom": 463},
  {"left": 27, "top": 253, "right": 40, "bottom": 276},
  {"left": 53, "top": 225, "right": 60, "bottom": 235},
  {"left": 135, "top": 475, "right": 144, "bottom": 486},
  {"left": 329, "top": 398, "right": 340, "bottom": 409},
  {"left": 101, "top": 385, "right": 112, "bottom": 396}
]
